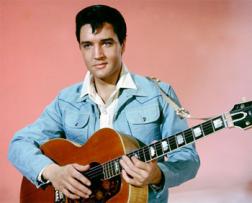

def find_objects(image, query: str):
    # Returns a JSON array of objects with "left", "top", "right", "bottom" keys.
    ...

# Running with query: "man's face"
[{"left": 79, "top": 23, "right": 125, "bottom": 84}]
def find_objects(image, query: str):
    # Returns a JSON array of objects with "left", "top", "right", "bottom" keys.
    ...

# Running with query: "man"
[{"left": 8, "top": 5, "right": 200, "bottom": 202}]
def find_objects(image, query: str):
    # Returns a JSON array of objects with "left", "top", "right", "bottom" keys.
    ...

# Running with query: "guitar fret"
[
  {"left": 210, "top": 120, "right": 216, "bottom": 133},
  {"left": 138, "top": 149, "right": 145, "bottom": 162},
  {"left": 106, "top": 163, "right": 109, "bottom": 179},
  {"left": 107, "top": 163, "right": 111, "bottom": 178},
  {"left": 200, "top": 124, "right": 205, "bottom": 136},
  {"left": 129, "top": 150, "right": 141, "bottom": 161},
  {"left": 140, "top": 148, "right": 146, "bottom": 162},
  {"left": 103, "top": 163, "right": 108, "bottom": 179},
  {"left": 138, "top": 151, "right": 141, "bottom": 160},
  {"left": 102, "top": 165, "right": 105, "bottom": 179},
  {"left": 110, "top": 161, "right": 115, "bottom": 177},
  {"left": 114, "top": 159, "right": 120, "bottom": 175},
  {"left": 106, "top": 163, "right": 110, "bottom": 178},
  {"left": 174, "top": 134, "right": 179, "bottom": 148},
  {"left": 144, "top": 146, "right": 151, "bottom": 161},
  {"left": 108, "top": 162, "right": 111, "bottom": 178},
  {"left": 143, "top": 148, "right": 147, "bottom": 161},
  {"left": 109, "top": 162, "right": 113, "bottom": 177},
  {"left": 182, "top": 131, "right": 187, "bottom": 144}
]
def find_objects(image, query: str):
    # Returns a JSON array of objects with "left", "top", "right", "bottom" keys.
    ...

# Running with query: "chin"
[{"left": 94, "top": 73, "right": 110, "bottom": 80}]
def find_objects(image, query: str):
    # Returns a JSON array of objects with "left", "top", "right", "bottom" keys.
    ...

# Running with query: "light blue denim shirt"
[{"left": 8, "top": 72, "right": 200, "bottom": 202}]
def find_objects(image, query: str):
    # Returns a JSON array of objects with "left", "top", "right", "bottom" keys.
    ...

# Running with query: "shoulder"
[
  {"left": 130, "top": 72, "right": 172, "bottom": 95},
  {"left": 57, "top": 82, "right": 83, "bottom": 103},
  {"left": 129, "top": 72, "right": 181, "bottom": 106}
]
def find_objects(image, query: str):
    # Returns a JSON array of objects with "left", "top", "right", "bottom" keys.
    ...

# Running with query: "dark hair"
[{"left": 75, "top": 5, "right": 127, "bottom": 45}]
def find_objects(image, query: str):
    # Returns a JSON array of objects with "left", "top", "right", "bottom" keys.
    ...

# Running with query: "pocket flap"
[
  {"left": 65, "top": 113, "right": 89, "bottom": 128},
  {"left": 126, "top": 104, "right": 160, "bottom": 124}
]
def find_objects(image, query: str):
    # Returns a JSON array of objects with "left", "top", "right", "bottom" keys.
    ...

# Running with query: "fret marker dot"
[
  {"left": 176, "top": 134, "right": 184, "bottom": 145},
  {"left": 213, "top": 118, "right": 223, "bottom": 129},
  {"left": 161, "top": 141, "right": 168, "bottom": 151},
  {"left": 150, "top": 146, "right": 156, "bottom": 158},
  {"left": 193, "top": 127, "right": 202, "bottom": 137}
]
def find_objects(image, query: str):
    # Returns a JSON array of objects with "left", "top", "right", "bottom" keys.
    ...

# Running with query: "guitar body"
[{"left": 20, "top": 128, "right": 148, "bottom": 203}]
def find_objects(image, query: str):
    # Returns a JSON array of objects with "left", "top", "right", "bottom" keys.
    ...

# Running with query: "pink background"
[{"left": 1, "top": 0, "right": 252, "bottom": 202}]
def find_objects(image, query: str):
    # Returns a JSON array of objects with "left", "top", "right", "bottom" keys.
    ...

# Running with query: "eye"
[
  {"left": 82, "top": 43, "right": 92, "bottom": 49},
  {"left": 103, "top": 41, "right": 113, "bottom": 47}
]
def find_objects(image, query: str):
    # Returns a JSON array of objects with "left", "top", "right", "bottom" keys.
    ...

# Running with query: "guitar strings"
[
  {"left": 82, "top": 121, "right": 216, "bottom": 180},
  {"left": 87, "top": 106, "right": 252, "bottom": 179}
]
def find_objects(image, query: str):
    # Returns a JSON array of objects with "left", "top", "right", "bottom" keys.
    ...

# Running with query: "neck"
[
  {"left": 94, "top": 68, "right": 122, "bottom": 103},
  {"left": 95, "top": 81, "right": 116, "bottom": 103}
]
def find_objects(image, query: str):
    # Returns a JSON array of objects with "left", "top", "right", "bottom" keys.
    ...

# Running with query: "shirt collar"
[{"left": 80, "top": 63, "right": 137, "bottom": 98}]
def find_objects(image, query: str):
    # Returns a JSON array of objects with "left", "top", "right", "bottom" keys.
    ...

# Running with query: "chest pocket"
[
  {"left": 126, "top": 103, "right": 161, "bottom": 144},
  {"left": 64, "top": 112, "right": 90, "bottom": 144}
]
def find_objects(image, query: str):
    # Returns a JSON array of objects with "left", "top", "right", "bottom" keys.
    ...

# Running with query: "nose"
[{"left": 94, "top": 45, "right": 105, "bottom": 59}]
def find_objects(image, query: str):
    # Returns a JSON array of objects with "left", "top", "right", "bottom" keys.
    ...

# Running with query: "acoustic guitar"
[{"left": 20, "top": 101, "right": 252, "bottom": 203}]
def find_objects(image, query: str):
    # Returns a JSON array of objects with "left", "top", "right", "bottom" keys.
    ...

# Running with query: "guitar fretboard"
[{"left": 100, "top": 115, "right": 226, "bottom": 180}]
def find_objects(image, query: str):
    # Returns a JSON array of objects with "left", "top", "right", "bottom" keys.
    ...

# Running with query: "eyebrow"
[
  {"left": 101, "top": 38, "right": 114, "bottom": 42},
  {"left": 80, "top": 38, "right": 115, "bottom": 45}
]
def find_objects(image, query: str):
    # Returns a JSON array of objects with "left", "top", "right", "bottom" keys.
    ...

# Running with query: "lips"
[{"left": 93, "top": 62, "right": 108, "bottom": 69}]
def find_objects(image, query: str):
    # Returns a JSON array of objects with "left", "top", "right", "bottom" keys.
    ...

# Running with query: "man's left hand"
[{"left": 119, "top": 155, "right": 162, "bottom": 187}]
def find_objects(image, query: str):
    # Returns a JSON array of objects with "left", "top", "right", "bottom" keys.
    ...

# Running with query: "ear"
[{"left": 121, "top": 40, "right": 126, "bottom": 54}]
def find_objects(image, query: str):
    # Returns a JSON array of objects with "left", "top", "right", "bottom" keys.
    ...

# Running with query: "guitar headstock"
[{"left": 228, "top": 100, "right": 252, "bottom": 130}]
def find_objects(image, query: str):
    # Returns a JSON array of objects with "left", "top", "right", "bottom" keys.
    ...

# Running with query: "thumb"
[{"left": 72, "top": 163, "right": 90, "bottom": 171}]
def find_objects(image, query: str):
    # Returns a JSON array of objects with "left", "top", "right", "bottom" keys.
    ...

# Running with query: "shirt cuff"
[
  {"left": 150, "top": 170, "right": 165, "bottom": 192},
  {"left": 37, "top": 166, "right": 50, "bottom": 185}
]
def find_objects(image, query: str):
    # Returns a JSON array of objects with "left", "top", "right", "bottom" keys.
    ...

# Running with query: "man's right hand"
[{"left": 42, "top": 163, "right": 92, "bottom": 199}]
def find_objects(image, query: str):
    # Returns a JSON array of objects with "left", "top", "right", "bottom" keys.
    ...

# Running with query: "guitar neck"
[{"left": 102, "top": 114, "right": 227, "bottom": 180}]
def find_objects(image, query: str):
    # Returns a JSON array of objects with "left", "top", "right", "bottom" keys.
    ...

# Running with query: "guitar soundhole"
[
  {"left": 66, "top": 162, "right": 121, "bottom": 203},
  {"left": 65, "top": 175, "right": 119, "bottom": 203},
  {"left": 83, "top": 175, "right": 121, "bottom": 203}
]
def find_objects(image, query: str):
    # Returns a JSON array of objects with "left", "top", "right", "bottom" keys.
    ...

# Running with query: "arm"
[
  {"left": 8, "top": 96, "right": 63, "bottom": 187},
  {"left": 155, "top": 84, "right": 200, "bottom": 197},
  {"left": 120, "top": 84, "right": 200, "bottom": 198},
  {"left": 8, "top": 95, "right": 92, "bottom": 199}
]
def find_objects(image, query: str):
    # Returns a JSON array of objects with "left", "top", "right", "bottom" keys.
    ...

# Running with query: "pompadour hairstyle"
[{"left": 75, "top": 5, "right": 127, "bottom": 45}]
